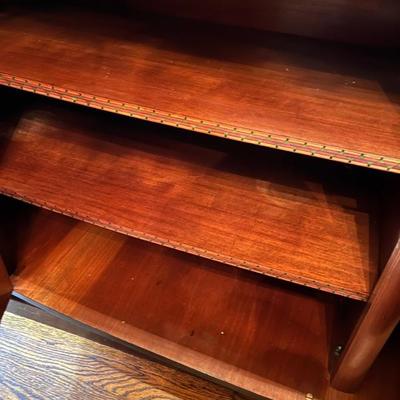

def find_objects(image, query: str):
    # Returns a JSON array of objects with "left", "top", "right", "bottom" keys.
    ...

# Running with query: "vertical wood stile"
[
  {"left": 331, "top": 239, "right": 400, "bottom": 391},
  {"left": 0, "top": 256, "right": 12, "bottom": 319}
]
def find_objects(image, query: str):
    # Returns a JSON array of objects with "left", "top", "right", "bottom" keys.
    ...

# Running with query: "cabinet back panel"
[{"left": 129, "top": 0, "right": 400, "bottom": 45}]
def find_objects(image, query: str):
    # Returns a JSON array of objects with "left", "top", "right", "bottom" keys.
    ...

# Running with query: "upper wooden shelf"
[
  {"left": 0, "top": 5, "right": 399, "bottom": 172},
  {"left": 0, "top": 96, "right": 379, "bottom": 300}
]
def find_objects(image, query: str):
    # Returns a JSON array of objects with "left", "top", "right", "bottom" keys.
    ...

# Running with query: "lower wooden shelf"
[
  {"left": 0, "top": 93, "right": 380, "bottom": 300},
  {"left": 1, "top": 200, "right": 341, "bottom": 399}
]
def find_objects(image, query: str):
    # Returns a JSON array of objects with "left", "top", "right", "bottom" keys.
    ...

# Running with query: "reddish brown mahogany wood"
[
  {"left": 331, "top": 239, "right": 400, "bottom": 392},
  {"left": 0, "top": 100, "right": 380, "bottom": 299},
  {"left": 326, "top": 330, "right": 400, "bottom": 399},
  {"left": 6, "top": 204, "right": 336, "bottom": 399},
  {"left": 1, "top": 200, "right": 400, "bottom": 399},
  {"left": 0, "top": 257, "right": 12, "bottom": 320},
  {"left": 130, "top": 0, "right": 400, "bottom": 45},
  {"left": 0, "top": 4, "right": 399, "bottom": 171}
]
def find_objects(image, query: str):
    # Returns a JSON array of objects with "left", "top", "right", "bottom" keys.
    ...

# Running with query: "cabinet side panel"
[
  {"left": 331, "top": 176, "right": 400, "bottom": 391},
  {"left": 331, "top": 240, "right": 400, "bottom": 392},
  {"left": 379, "top": 175, "right": 400, "bottom": 273}
]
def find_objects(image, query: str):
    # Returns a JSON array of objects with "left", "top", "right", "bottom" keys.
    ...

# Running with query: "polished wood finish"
[
  {"left": 326, "top": 331, "right": 400, "bottom": 400},
  {"left": 0, "top": 4, "right": 399, "bottom": 172},
  {"left": 0, "top": 100, "right": 380, "bottom": 300},
  {"left": 5, "top": 204, "right": 338, "bottom": 399},
  {"left": 1, "top": 303, "right": 245, "bottom": 400},
  {"left": 1, "top": 1, "right": 399, "bottom": 395},
  {"left": 0, "top": 257, "right": 12, "bottom": 321},
  {"left": 330, "top": 178, "right": 400, "bottom": 391},
  {"left": 331, "top": 239, "right": 400, "bottom": 392},
  {"left": 130, "top": 0, "right": 400, "bottom": 45}
]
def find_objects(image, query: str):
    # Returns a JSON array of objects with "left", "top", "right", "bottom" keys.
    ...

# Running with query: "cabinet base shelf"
[{"left": 3, "top": 202, "right": 338, "bottom": 399}]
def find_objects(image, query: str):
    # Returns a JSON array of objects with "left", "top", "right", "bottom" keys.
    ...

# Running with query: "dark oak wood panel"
[
  {"left": 7, "top": 206, "right": 337, "bottom": 400},
  {"left": 0, "top": 303, "right": 246, "bottom": 400},
  {"left": 0, "top": 101, "right": 380, "bottom": 299},
  {"left": 0, "top": 4, "right": 399, "bottom": 172},
  {"left": 128, "top": 0, "right": 400, "bottom": 46},
  {"left": 3, "top": 301, "right": 400, "bottom": 400}
]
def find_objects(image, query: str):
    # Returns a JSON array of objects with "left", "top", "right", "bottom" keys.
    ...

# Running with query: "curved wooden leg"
[{"left": 331, "top": 240, "right": 400, "bottom": 392}]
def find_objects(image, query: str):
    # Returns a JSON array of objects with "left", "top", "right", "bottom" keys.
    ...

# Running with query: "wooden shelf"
[
  {"left": 4, "top": 203, "right": 338, "bottom": 400},
  {"left": 0, "top": 98, "right": 379, "bottom": 300},
  {"left": 0, "top": 4, "right": 399, "bottom": 172}
]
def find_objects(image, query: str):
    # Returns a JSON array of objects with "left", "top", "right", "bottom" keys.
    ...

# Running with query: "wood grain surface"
[
  {"left": 0, "top": 3, "right": 399, "bottom": 171},
  {"left": 0, "top": 306, "right": 246, "bottom": 400},
  {"left": 0, "top": 100, "right": 380, "bottom": 299},
  {"left": 2, "top": 210, "right": 399, "bottom": 399},
  {"left": 5, "top": 204, "right": 339, "bottom": 399},
  {"left": 1, "top": 300, "right": 399, "bottom": 400}
]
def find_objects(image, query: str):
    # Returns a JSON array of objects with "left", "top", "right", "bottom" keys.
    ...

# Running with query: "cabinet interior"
[
  {"left": 0, "top": 197, "right": 356, "bottom": 399},
  {"left": 0, "top": 87, "right": 398, "bottom": 399},
  {"left": 0, "top": 1, "right": 399, "bottom": 398}
]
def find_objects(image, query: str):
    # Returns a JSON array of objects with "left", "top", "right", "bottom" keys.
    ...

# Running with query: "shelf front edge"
[{"left": 1, "top": 72, "right": 399, "bottom": 175}]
